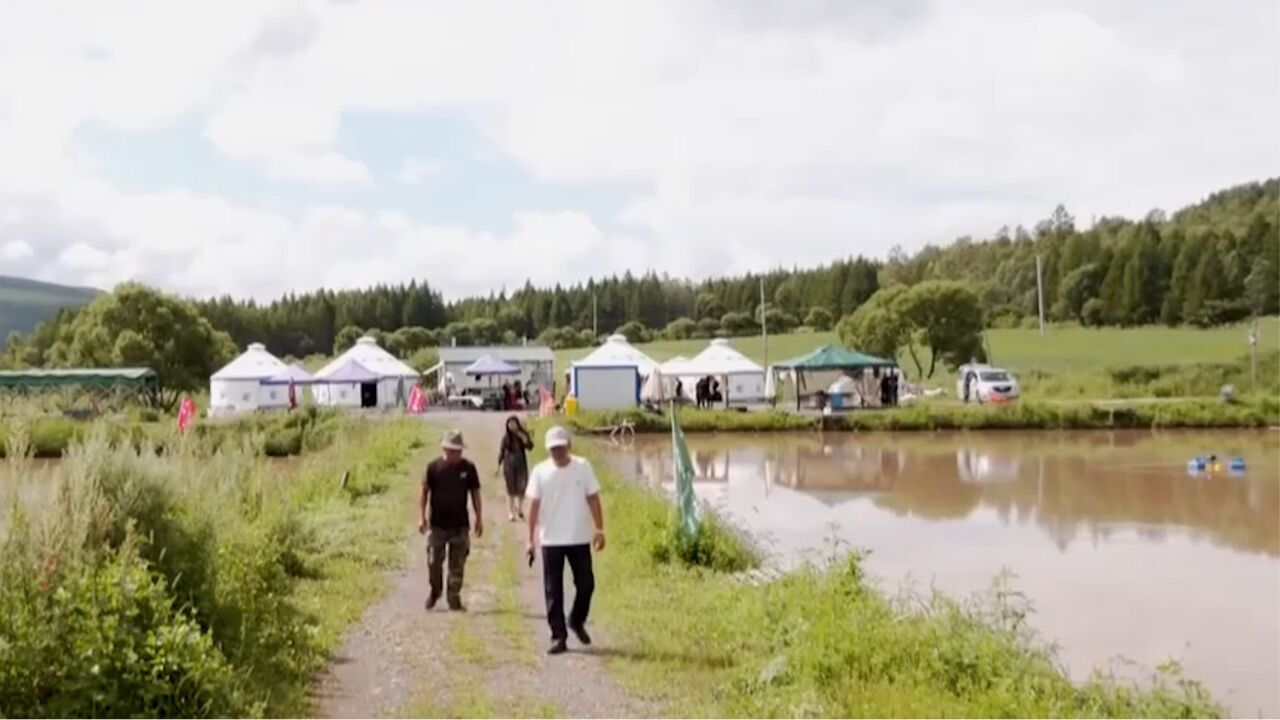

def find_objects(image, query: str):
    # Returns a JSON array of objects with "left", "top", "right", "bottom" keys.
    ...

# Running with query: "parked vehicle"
[{"left": 956, "top": 364, "right": 1020, "bottom": 403}]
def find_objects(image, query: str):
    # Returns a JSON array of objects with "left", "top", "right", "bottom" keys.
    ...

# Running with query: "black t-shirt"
[{"left": 424, "top": 457, "right": 480, "bottom": 530}]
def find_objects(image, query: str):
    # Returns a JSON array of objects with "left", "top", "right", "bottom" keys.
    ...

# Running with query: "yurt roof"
[
  {"left": 318, "top": 358, "right": 382, "bottom": 384},
  {"left": 316, "top": 336, "right": 419, "bottom": 380},
  {"left": 572, "top": 333, "right": 658, "bottom": 372},
  {"left": 262, "top": 363, "right": 316, "bottom": 385},
  {"left": 211, "top": 342, "right": 288, "bottom": 380},
  {"left": 667, "top": 339, "right": 763, "bottom": 377}
]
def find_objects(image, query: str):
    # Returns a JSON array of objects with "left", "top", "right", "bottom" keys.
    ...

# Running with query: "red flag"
[
  {"left": 177, "top": 395, "right": 196, "bottom": 433},
  {"left": 407, "top": 385, "right": 426, "bottom": 414}
]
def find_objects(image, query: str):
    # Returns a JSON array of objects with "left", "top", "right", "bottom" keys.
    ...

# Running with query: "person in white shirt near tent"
[{"left": 525, "top": 426, "right": 606, "bottom": 655}]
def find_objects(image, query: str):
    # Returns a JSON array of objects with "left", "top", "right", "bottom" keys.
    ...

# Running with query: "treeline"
[{"left": 6, "top": 179, "right": 1277, "bottom": 364}]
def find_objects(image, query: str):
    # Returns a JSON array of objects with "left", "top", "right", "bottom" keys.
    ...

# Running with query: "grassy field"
[{"left": 555, "top": 318, "right": 1280, "bottom": 398}]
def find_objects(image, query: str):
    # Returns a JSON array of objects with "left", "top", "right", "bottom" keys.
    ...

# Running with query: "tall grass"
[
  {"left": 0, "top": 417, "right": 423, "bottom": 717},
  {"left": 0, "top": 406, "right": 346, "bottom": 458},
  {"left": 569, "top": 397, "right": 1280, "bottom": 435},
  {"left": 527, "top": 423, "right": 1224, "bottom": 717}
]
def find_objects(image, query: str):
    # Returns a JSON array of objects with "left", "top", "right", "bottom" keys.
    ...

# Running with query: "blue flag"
[{"left": 671, "top": 404, "right": 701, "bottom": 538}]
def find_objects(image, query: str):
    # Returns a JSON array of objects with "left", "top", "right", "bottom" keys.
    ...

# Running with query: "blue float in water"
[
  {"left": 1229, "top": 457, "right": 1246, "bottom": 471},
  {"left": 1187, "top": 458, "right": 1206, "bottom": 473}
]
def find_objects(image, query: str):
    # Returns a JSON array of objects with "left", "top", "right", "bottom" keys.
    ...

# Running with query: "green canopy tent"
[
  {"left": 0, "top": 368, "right": 160, "bottom": 415},
  {"left": 0, "top": 368, "right": 158, "bottom": 390},
  {"left": 770, "top": 345, "right": 897, "bottom": 411}
]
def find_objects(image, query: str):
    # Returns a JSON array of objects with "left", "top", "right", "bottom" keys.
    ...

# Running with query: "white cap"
[{"left": 545, "top": 426, "right": 572, "bottom": 450}]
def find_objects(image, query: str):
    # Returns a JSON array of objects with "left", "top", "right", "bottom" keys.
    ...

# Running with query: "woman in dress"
[{"left": 497, "top": 415, "right": 534, "bottom": 521}]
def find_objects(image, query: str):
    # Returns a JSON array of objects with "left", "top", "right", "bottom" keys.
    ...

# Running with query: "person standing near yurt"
[{"left": 497, "top": 416, "right": 534, "bottom": 522}]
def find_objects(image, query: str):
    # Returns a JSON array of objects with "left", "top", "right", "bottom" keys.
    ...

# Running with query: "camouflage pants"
[{"left": 427, "top": 527, "right": 470, "bottom": 602}]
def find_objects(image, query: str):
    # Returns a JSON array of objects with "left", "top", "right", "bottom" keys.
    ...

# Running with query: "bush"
[
  {"left": 0, "top": 541, "right": 250, "bottom": 718},
  {"left": 804, "top": 306, "right": 834, "bottom": 332},
  {"left": 0, "top": 419, "right": 421, "bottom": 716},
  {"left": 616, "top": 321, "right": 650, "bottom": 344},
  {"left": 664, "top": 317, "right": 697, "bottom": 340}
]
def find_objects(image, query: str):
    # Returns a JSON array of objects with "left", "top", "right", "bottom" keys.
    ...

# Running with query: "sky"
[{"left": 0, "top": 0, "right": 1277, "bottom": 302}]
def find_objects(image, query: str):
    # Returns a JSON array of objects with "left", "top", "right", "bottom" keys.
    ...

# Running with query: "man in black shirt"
[{"left": 419, "top": 429, "right": 484, "bottom": 611}]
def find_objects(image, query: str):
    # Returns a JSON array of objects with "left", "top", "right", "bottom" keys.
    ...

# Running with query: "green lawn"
[{"left": 554, "top": 318, "right": 1279, "bottom": 396}]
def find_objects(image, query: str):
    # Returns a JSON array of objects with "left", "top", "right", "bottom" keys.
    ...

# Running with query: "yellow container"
[{"left": 564, "top": 395, "right": 578, "bottom": 418}]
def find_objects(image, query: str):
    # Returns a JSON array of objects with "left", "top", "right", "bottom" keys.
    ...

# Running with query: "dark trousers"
[
  {"left": 427, "top": 527, "right": 470, "bottom": 602},
  {"left": 541, "top": 544, "right": 594, "bottom": 641}
]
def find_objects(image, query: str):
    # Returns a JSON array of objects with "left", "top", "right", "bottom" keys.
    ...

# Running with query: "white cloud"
[
  {"left": 396, "top": 157, "right": 443, "bottom": 185},
  {"left": 0, "top": 0, "right": 1276, "bottom": 301},
  {"left": 1, "top": 240, "right": 33, "bottom": 261}
]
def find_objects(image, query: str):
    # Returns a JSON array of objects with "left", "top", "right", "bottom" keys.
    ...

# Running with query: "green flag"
[{"left": 671, "top": 403, "right": 701, "bottom": 539}]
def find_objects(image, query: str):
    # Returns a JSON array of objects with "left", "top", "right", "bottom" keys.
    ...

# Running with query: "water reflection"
[
  {"left": 608, "top": 430, "right": 1280, "bottom": 715},
  {"left": 619, "top": 431, "right": 1279, "bottom": 557}
]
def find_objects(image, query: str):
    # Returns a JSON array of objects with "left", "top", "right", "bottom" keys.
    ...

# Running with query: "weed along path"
[{"left": 314, "top": 413, "right": 655, "bottom": 719}]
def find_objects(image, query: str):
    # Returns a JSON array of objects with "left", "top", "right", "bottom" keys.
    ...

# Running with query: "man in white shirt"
[{"left": 526, "top": 426, "right": 606, "bottom": 655}]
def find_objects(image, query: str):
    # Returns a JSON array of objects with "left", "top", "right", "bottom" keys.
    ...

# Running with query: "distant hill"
[{"left": 0, "top": 276, "right": 100, "bottom": 339}]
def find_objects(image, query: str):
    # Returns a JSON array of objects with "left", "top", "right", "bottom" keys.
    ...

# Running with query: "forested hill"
[
  {"left": 0, "top": 276, "right": 100, "bottom": 339},
  {"left": 8, "top": 178, "right": 1278, "bottom": 365}
]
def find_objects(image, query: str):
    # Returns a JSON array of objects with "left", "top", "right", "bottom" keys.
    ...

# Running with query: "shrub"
[
  {"left": 616, "top": 321, "right": 650, "bottom": 344},
  {"left": 664, "top": 317, "right": 697, "bottom": 340},
  {"left": 0, "top": 540, "right": 251, "bottom": 718}
]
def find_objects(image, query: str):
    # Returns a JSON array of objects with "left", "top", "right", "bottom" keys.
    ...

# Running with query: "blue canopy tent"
[{"left": 464, "top": 354, "right": 521, "bottom": 377}]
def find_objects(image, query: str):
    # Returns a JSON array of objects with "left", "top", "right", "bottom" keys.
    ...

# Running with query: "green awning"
[
  {"left": 773, "top": 345, "right": 897, "bottom": 371},
  {"left": 0, "top": 368, "right": 158, "bottom": 389}
]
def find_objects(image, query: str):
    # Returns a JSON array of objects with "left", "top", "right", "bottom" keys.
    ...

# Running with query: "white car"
[{"left": 956, "top": 364, "right": 1020, "bottom": 403}]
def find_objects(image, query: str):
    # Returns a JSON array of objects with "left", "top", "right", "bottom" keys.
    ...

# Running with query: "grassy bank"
[
  {"left": 0, "top": 418, "right": 424, "bottom": 717},
  {"left": 0, "top": 406, "right": 346, "bottom": 458},
  {"left": 526, "top": 422, "right": 1222, "bottom": 717},
  {"left": 569, "top": 396, "right": 1280, "bottom": 435}
]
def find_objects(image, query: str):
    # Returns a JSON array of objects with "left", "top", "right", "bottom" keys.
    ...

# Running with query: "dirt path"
[{"left": 313, "top": 414, "right": 656, "bottom": 719}]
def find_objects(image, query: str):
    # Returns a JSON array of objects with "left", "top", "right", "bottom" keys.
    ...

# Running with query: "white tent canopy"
[
  {"left": 572, "top": 334, "right": 659, "bottom": 374},
  {"left": 662, "top": 339, "right": 768, "bottom": 403},
  {"left": 209, "top": 343, "right": 290, "bottom": 416},
  {"left": 313, "top": 336, "right": 420, "bottom": 409},
  {"left": 570, "top": 334, "right": 659, "bottom": 409}
]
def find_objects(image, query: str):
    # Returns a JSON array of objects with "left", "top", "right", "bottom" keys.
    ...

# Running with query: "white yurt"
[
  {"left": 570, "top": 334, "right": 659, "bottom": 410},
  {"left": 313, "top": 336, "right": 420, "bottom": 409},
  {"left": 665, "top": 338, "right": 767, "bottom": 404},
  {"left": 209, "top": 342, "right": 290, "bottom": 416}
]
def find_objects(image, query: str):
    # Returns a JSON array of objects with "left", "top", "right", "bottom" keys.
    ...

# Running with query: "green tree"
[
  {"left": 1054, "top": 263, "right": 1103, "bottom": 323},
  {"left": 1184, "top": 242, "right": 1227, "bottom": 325},
  {"left": 762, "top": 308, "right": 799, "bottom": 334},
  {"left": 1162, "top": 235, "right": 1204, "bottom": 325},
  {"left": 694, "top": 293, "right": 724, "bottom": 320},
  {"left": 720, "top": 312, "right": 756, "bottom": 336},
  {"left": 695, "top": 318, "right": 721, "bottom": 338},
  {"left": 1081, "top": 298, "right": 1105, "bottom": 327},
  {"left": 408, "top": 347, "right": 439, "bottom": 373},
  {"left": 896, "top": 281, "right": 986, "bottom": 378},
  {"left": 837, "top": 286, "right": 911, "bottom": 364},
  {"left": 51, "top": 283, "right": 235, "bottom": 409},
  {"left": 1245, "top": 232, "right": 1280, "bottom": 316},
  {"left": 772, "top": 277, "right": 804, "bottom": 315},
  {"left": 664, "top": 317, "right": 697, "bottom": 340},
  {"left": 1120, "top": 223, "right": 1165, "bottom": 325},
  {"left": 615, "top": 321, "right": 649, "bottom": 344},
  {"left": 333, "top": 325, "right": 364, "bottom": 355},
  {"left": 804, "top": 306, "right": 834, "bottom": 331}
]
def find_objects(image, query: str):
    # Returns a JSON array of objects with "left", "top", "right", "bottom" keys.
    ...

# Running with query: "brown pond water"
[{"left": 606, "top": 429, "right": 1280, "bottom": 716}]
